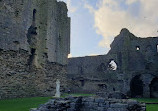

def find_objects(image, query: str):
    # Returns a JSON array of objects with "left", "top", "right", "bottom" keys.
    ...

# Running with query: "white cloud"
[
  {"left": 84, "top": 3, "right": 94, "bottom": 14},
  {"left": 85, "top": 0, "right": 158, "bottom": 48},
  {"left": 126, "top": 0, "right": 138, "bottom": 5},
  {"left": 67, "top": 0, "right": 77, "bottom": 13}
]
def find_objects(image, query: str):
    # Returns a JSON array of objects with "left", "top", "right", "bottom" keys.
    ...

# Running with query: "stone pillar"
[
  {"left": 142, "top": 74, "right": 153, "bottom": 98},
  {"left": 143, "top": 83, "right": 150, "bottom": 98}
]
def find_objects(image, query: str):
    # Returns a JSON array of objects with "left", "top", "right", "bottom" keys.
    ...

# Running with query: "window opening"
[
  {"left": 136, "top": 46, "right": 140, "bottom": 51},
  {"left": 108, "top": 60, "right": 117, "bottom": 70}
]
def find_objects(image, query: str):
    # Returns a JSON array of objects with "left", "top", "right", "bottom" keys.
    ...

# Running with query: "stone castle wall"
[
  {"left": 0, "top": 0, "right": 70, "bottom": 65},
  {"left": 67, "top": 29, "right": 158, "bottom": 98},
  {"left": 0, "top": 50, "right": 67, "bottom": 99},
  {"left": 0, "top": 0, "right": 70, "bottom": 99}
]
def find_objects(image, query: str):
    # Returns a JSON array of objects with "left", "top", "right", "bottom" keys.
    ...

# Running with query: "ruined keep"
[
  {"left": 67, "top": 28, "right": 158, "bottom": 98},
  {"left": 0, "top": 0, "right": 70, "bottom": 99}
]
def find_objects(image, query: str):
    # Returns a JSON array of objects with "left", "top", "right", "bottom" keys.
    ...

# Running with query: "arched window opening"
[
  {"left": 136, "top": 46, "right": 140, "bottom": 51},
  {"left": 108, "top": 60, "right": 117, "bottom": 70},
  {"left": 130, "top": 75, "right": 143, "bottom": 98}
]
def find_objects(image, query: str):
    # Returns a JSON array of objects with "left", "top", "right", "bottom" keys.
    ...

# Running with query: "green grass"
[
  {"left": 4, "top": 94, "right": 158, "bottom": 111},
  {"left": 135, "top": 98, "right": 158, "bottom": 103},
  {"left": 134, "top": 98, "right": 158, "bottom": 111},
  {"left": 0, "top": 93, "right": 94, "bottom": 111},
  {"left": 146, "top": 104, "right": 158, "bottom": 111},
  {"left": 0, "top": 97, "right": 51, "bottom": 111}
]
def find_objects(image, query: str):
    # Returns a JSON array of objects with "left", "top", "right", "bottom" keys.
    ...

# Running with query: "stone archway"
[
  {"left": 150, "top": 78, "right": 158, "bottom": 98},
  {"left": 130, "top": 75, "right": 143, "bottom": 97}
]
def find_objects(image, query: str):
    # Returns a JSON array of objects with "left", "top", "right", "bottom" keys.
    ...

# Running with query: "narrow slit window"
[{"left": 33, "top": 9, "right": 37, "bottom": 21}]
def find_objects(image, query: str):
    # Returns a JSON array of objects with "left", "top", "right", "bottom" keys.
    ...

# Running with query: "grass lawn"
[
  {"left": 146, "top": 104, "right": 158, "bottom": 111},
  {"left": 134, "top": 98, "right": 158, "bottom": 111},
  {"left": 0, "top": 97, "right": 51, "bottom": 111},
  {"left": 0, "top": 93, "right": 94, "bottom": 111},
  {"left": 1, "top": 95, "right": 157, "bottom": 111}
]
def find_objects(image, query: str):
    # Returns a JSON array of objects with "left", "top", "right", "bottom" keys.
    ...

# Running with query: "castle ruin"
[
  {"left": 67, "top": 29, "right": 158, "bottom": 98},
  {"left": 0, "top": 0, "right": 70, "bottom": 99},
  {"left": 0, "top": 0, "right": 158, "bottom": 101}
]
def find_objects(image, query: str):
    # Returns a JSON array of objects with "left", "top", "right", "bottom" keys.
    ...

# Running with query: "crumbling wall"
[
  {"left": 0, "top": 0, "right": 32, "bottom": 51},
  {"left": 0, "top": 0, "right": 70, "bottom": 99},
  {"left": 0, "top": 50, "right": 67, "bottom": 99},
  {"left": 67, "top": 29, "right": 158, "bottom": 98},
  {"left": 31, "top": 97, "right": 146, "bottom": 111},
  {"left": 67, "top": 55, "right": 125, "bottom": 94},
  {"left": 109, "top": 28, "right": 158, "bottom": 72},
  {"left": 0, "top": 0, "right": 70, "bottom": 66}
]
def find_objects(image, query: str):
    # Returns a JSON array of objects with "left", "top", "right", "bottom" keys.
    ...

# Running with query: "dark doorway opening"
[
  {"left": 130, "top": 75, "right": 143, "bottom": 98},
  {"left": 80, "top": 80, "right": 84, "bottom": 87},
  {"left": 150, "top": 78, "right": 158, "bottom": 98},
  {"left": 28, "top": 48, "right": 36, "bottom": 66}
]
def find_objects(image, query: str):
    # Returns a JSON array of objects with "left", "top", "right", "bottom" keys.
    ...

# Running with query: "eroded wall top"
[
  {"left": 0, "top": 0, "right": 70, "bottom": 65},
  {"left": 68, "top": 28, "right": 158, "bottom": 76}
]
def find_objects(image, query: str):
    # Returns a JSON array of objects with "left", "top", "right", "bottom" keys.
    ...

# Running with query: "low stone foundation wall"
[{"left": 31, "top": 97, "right": 146, "bottom": 111}]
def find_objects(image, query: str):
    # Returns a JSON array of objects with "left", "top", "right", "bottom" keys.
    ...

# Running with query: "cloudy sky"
[{"left": 58, "top": 0, "right": 158, "bottom": 57}]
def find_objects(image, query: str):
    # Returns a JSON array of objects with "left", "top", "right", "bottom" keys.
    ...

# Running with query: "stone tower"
[
  {"left": 0, "top": 0, "right": 70, "bottom": 99},
  {"left": 0, "top": 0, "right": 70, "bottom": 67}
]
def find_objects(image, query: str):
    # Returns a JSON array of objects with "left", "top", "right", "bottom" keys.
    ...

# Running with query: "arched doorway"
[
  {"left": 130, "top": 75, "right": 143, "bottom": 97},
  {"left": 150, "top": 78, "right": 158, "bottom": 98}
]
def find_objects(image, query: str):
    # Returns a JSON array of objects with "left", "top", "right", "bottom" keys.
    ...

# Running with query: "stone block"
[
  {"left": 107, "top": 108, "right": 128, "bottom": 111},
  {"left": 110, "top": 103, "right": 128, "bottom": 108},
  {"left": 95, "top": 98, "right": 105, "bottom": 103},
  {"left": 83, "top": 97, "right": 94, "bottom": 102}
]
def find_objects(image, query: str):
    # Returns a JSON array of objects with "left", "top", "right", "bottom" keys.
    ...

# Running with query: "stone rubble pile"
[{"left": 31, "top": 97, "right": 146, "bottom": 111}]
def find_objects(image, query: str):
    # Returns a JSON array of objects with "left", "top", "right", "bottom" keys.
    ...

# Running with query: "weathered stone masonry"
[
  {"left": 31, "top": 97, "right": 146, "bottom": 111},
  {"left": 0, "top": 0, "right": 70, "bottom": 99},
  {"left": 67, "top": 29, "right": 158, "bottom": 98}
]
